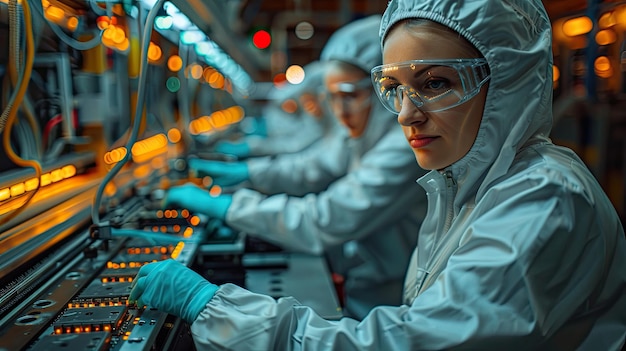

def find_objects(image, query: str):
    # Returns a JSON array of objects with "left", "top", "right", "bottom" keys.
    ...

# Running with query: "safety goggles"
[
  {"left": 320, "top": 78, "right": 372, "bottom": 112},
  {"left": 370, "top": 59, "right": 490, "bottom": 114}
]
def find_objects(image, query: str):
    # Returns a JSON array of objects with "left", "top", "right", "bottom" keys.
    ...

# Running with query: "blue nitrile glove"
[
  {"left": 163, "top": 183, "right": 232, "bottom": 220},
  {"left": 129, "top": 259, "right": 218, "bottom": 324},
  {"left": 214, "top": 140, "right": 251, "bottom": 158},
  {"left": 188, "top": 158, "right": 249, "bottom": 187}
]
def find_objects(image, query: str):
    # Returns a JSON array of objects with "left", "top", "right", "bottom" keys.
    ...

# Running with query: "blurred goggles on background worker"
[
  {"left": 299, "top": 92, "right": 324, "bottom": 118},
  {"left": 371, "top": 58, "right": 490, "bottom": 114},
  {"left": 321, "top": 78, "right": 372, "bottom": 112}
]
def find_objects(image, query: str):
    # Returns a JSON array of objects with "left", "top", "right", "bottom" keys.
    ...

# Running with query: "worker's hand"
[
  {"left": 129, "top": 259, "right": 218, "bottom": 324},
  {"left": 188, "top": 159, "right": 249, "bottom": 187},
  {"left": 163, "top": 183, "right": 232, "bottom": 220},
  {"left": 214, "top": 140, "right": 251, "bottom": 158}
]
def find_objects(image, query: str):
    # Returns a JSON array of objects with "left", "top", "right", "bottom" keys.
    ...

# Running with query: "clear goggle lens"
[
  {"left": 370, "top": 59, "right": 490, "bottom": 114},
  {"left": 320, "top": 78, "right": 372, "bottom": 112}
]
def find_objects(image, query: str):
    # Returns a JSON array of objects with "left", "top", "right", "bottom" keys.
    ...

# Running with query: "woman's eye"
[{"left": 423, "top": 78, "right": 450, "bottom": 91}]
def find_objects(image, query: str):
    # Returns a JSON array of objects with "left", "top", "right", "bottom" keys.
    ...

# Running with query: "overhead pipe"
[{"left": 585, "top": 0, "right": 600, "bottom": 101}]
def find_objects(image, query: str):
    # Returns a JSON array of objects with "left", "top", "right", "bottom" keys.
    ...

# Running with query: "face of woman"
[
  {"left": 382, "top": 25, "right": 488, "bottom": 171},
  {"left": 324, "top": 64, "right": 372, "bottom": 138}
]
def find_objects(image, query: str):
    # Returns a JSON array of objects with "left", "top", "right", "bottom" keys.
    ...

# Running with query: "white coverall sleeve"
[
  {"left": 192, "top": 176, "right": 626, "bottom": 350},
  {"left": 246, "top": 132, "right": 318, "bottom": 157},
  {"left": 245, "top": 131, "right": 349, "bottom": 196},
  {"left": 226, "top": 128, "right": 423, "bottom": 254}
]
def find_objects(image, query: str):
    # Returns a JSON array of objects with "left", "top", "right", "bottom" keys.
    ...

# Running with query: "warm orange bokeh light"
[
  {"left": 190, "top": 64, "right": 204, "bottom": 80},
  {"left": 44, "top": 6, "right": 64, "bottom": 22},
  {"left": 168, "top": 55, "right": 183, "bottom": 72},
  {"left": 562, "top": 16, "right": 593, "bottom": 37},
  {"left": 595, "top": 29, "right": 617, "bottom": 46},
  {"left": 208, "top": 71, "right": 225, "bottom": 89},
  {"left": 595, "top": 56, "right": 613, "bottom": 78},
  {"left": 281, "top": 99, "right": 298, "bottom": 114},
  {"left": 148, "top": 42, "right": 162, "bottom": 62},
  {"left": 167, "top": 128, "right": 182, "bottom": 143}
]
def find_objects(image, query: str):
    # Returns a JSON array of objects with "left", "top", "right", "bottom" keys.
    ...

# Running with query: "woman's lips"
[{"left": 409, "top": 136, "right": 438, "bottom": 148}]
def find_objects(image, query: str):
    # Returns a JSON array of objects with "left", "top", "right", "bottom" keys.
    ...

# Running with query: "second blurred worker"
[
  {"left": 165, "top": 15, "right": 428, "bottom": 320},
  {"left": 212, "top": 61, "right": 337, "bottom": 159}
]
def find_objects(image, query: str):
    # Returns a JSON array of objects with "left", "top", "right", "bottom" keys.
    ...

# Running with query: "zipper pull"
[{"left": 444, "top": 170, "right": 456, "bottom": 188}]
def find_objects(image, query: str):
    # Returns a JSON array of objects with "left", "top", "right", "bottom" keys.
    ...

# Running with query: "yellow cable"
[
  {"left": 2, "top": 74, "right": 8, "bottom": 108},
  {"left": 0, "top": 0, "right": 42, "bottom": 226}
]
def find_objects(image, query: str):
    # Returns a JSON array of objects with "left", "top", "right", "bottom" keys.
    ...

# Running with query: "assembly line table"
[{"left": 243, "top": 252, "right": 343, "bottom": 320}]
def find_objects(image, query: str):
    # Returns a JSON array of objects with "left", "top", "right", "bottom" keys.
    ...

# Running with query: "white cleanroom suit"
[{"left": 190, "top": 0, "right": 626, "bottom": 349}]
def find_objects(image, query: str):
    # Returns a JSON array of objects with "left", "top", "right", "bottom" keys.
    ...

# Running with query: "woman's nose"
[{"left": 397, "top": 94, "right": 426, "bottom": 126}]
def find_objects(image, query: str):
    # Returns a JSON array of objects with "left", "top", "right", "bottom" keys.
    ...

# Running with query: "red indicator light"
[{"left": 252, "top": 30, "right": 271, "bottom": 49}]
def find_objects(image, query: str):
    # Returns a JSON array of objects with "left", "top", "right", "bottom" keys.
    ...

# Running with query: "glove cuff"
[{"left": 185, "top": 282, "right": 219, "bottom": 323}]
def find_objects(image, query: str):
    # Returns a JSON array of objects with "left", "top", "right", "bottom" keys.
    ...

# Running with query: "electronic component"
[
  {"left": 53, "top": 306, "right": 127, "bottom": 334},
  {"left": 72, "top": 279, "right": 133, "bottom": 306},
  {"left": 26, "top": 332, "right": 111, "bottom": 351}
]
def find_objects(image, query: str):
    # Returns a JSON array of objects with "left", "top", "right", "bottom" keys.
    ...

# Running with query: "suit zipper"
[{"left": 417, "top": 171, "right": 457, "bottom": 295}]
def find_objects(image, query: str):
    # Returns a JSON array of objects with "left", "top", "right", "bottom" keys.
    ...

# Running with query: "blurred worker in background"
[
  {"left": 130, "top": 0, "right": 626, "bottom": 349},
  {"left": 160, "top": 14, "right": 428, "bottom": 320},
  {"left": 212, "top": 61, "right": 338, "bottom": 159}
]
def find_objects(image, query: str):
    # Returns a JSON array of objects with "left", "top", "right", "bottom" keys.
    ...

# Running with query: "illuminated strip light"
[
  {"left": 66, "top": 300, "right": 125, "bottom": 309},
  {"left": 562, "top": 16, "right": 593, "bottom": 37},
  {"left": 103, "top": 133, "right": 169, "bottom": 165},
  {"left": 170, "top": 241, "right": 186, "bottom": 259},
  {"left": 0, "top": 165, "right": 77, "bottom": 202},
  {"left": 131, "top": 133, "right": 168, "bottom": 164},
  {"left": 189, "top": 106, "right": 245, "bottom": 135},
  {"left": 41, "top": 1, "right": 80, "bottom": 32},
  {"left": 103, "top": 147, "right": 128, "bottom": 165}
]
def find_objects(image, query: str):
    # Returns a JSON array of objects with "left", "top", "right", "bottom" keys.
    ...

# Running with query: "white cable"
[
  {"left": 91, "top": 0, "right": 167, "bottom": 225},
  {"left": 30, "top": 0, "right": 102, "bottom": 51},
  {"left": 88, "top": 0, "right": 105, "bottom": 16}
]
